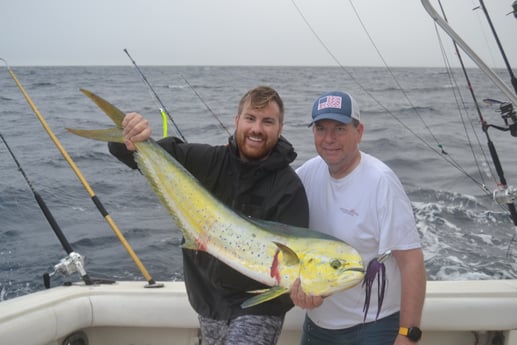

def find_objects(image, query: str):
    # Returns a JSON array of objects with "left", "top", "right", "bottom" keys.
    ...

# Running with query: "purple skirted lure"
[{"left": 362, "top": 250, "right": 391, "bottom": 322}]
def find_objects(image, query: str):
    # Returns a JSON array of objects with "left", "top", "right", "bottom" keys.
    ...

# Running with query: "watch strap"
[
  {"left": 399, "top": 326, "right": 422, "bottom": 341},
  {"left": 399, "top": 326, "right": 410, "bottom": 336}
]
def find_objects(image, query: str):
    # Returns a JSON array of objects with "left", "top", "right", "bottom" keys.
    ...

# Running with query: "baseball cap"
[{"left": 309, "top": 91, "right": 360, "bottom": 126}]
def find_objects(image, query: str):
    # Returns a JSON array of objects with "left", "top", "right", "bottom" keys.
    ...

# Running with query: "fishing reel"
[
  {"left": 483, "top": 99, "right": 517, "bottom": 137},
  {"left": 493, "top": 185, "right": 517, "bottom": 205},
  {"left": 43, "top": 251, "right": 89, "bottom": 289},
  {"left": 499, "top": 102, "right": 517, "bottom": 137}
]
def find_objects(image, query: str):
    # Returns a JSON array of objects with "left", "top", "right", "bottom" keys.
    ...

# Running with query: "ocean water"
[{"left": 1, "top": 65, "right": 517, "bottom": 302}]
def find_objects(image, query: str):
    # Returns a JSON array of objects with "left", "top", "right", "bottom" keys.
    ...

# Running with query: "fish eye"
[{"left": 330, "top": 259, "right": 341, "bottom": 269}]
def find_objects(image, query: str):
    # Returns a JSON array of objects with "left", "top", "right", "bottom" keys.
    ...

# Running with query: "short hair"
[{"left": 237, "top": 86, "right": 284, "bottom": 123}]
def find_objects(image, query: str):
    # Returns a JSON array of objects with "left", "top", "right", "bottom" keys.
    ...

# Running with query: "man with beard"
[{"left": 108, "top": 86, "right": 309, "bottom": 345}]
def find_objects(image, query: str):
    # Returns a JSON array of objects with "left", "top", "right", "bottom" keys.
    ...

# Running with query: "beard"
[{"left": 235, "top": 132, "right": 276, "bottom": 161}]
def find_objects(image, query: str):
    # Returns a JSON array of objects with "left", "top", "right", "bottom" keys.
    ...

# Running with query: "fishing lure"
[{"left": 362, "top": 250, "right": 391, "bottom": 322}]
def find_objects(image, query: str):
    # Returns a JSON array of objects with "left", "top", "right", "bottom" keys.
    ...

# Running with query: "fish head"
[{"left": 298, "top": 240, "right": 364, "bottom": 296}]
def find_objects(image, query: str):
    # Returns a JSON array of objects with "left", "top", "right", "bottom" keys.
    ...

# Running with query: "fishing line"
[
  {"left": 290, "top": 0, "right": 441, "bottom": 153},
  {"left": 435, "top": 1, "right": 517, "bottom": 185},
  {"left": 434, "top": 1, "right": 517, "bottom": 249},
  {"left": 290, "top": 0, "right": 490, "bottom": 193},
  {"left": 124, "top": 48, "right": 187, "bottom": 142},
  {"left": 125, "top": 49, "right": 231, "bottom": 138},
  {"left": 0, "top": 58, "right": 163, "bottom": 288},
  {"left": 475, "top": 0, "right": 517, "bottom": 95},
  {"left": 179, "top": 75, "right": 232, "bottom": 137},
  {"left": 435, "top": 1, "right": 497, "bottom": 191}
]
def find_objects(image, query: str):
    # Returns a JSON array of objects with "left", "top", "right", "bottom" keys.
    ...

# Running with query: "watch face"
[{"left": 408, "top": 327, "right": 422, "bottom": 341}]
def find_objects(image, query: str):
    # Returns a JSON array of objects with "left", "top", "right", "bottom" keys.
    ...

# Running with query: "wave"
[
  {"left": 30, "top": 82, "right": 54, "bottom": 87},
  {"left": 411, "top": 188, "right": 516, "bottom": 280}
]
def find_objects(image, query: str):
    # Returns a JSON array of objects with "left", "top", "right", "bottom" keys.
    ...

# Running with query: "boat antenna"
[
  {"left": 0, "top": 133, "right": 115, "bottom": 288},
  {"left": 474, "top": 0, "right": 517, "bottom": 95},
  {"left": 0, "top": 57, "right": 164, "bottom": 288},
  {"left": 123, "top": 48, "right": 187, "bottom": 142}
]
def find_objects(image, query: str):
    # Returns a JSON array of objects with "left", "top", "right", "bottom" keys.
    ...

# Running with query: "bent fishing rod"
[
  {"left": 123, "top": 48, "right": 187, "bottom": 142},
  {"left": 0, "top": 133, "right": 115, "bottom": 288},
  {"left": 0, "top": 58, "right": 163, "bottom": 288}
]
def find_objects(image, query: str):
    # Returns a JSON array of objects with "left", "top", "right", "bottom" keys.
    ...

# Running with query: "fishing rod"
[
  {"left": 0, "top": 133, "right": 115, "bottom": 288},
  {"left": 179, "top": 74, "right": 232, "bottom": 137},
  {"left": 475, "top": 0, "right": 517, "bottom": 95},
  {"left": 0, "top": 58, "right": 163, "bottom": 288},
  {"left": 124, "top": 49, "right": 232, "bottom": 138},
  {"left": 422, "top": 0, "right": 517, "bottom": 244},
  {"left": 123, "top": 48, "right": 187, "bottom": 142}
]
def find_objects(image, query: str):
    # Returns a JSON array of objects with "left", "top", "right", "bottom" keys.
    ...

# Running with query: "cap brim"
[{"left": 308, "top": 113, "right": 353, "bottom": 127}]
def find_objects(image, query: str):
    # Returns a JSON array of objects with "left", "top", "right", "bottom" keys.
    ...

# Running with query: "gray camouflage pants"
[{"left": 198, "top": 314, "right": 284, "bottom": 345}]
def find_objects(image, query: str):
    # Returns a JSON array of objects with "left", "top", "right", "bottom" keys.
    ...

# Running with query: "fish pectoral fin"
[
  {"left": 240, "top": 286, "right": 289, "bottom": 309},
  {"left": 273, "top": 241, "right": 300, "bottom": 266},
  {"left": 66, "top": 127, "right": 125, "bottom": 143}
]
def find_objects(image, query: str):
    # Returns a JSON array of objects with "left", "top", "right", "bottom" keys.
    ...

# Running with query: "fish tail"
[
  {"left": 66, "top": 89, "right": 127, "bottom": 143},
  {"left": 80, "top": 88, "right": 125, "bottom": 127},
  {"left": 66, "top": 127, "right": 125, "bottom": 143}
]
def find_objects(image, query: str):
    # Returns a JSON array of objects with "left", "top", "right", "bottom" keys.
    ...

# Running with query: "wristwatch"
[{"left": 399, "top": 326, "right": 422, "bottom": 342}]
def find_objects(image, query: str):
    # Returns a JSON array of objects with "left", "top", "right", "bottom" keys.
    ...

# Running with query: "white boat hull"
[{"left": 1, "top": 280, "right": 517, "bottom": 345}]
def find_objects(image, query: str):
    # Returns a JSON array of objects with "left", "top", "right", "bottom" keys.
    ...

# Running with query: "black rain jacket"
[{"left": 108, "top": 135, "right": 309, "bottom": 320}]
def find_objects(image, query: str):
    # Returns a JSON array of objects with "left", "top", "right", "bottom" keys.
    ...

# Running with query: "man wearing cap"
[{"left": 290, "top": 91, "right": 426, "bottom": 345}]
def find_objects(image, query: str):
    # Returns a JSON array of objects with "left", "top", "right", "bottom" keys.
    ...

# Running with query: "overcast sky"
[{"left": 1, "top": 0, "right": 516, "bottom": 68}]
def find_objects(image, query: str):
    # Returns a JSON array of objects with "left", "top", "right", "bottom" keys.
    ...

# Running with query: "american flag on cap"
[{"left": 318, "top": 95, "right": 342, "bottom": 111}]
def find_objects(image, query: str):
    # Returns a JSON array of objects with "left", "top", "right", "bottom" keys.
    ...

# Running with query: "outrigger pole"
[
  {"left": 123, "top": 48, "right": 187, "bottom": 142},
  {"left": 0, "top": 133, "right": 114, "bottom": 288},
  {"left": 421, "top": 0, "right": 517, "bottom": 106},
  {"left": 0, "top": 58, "right": 163, "bottom": 288}
]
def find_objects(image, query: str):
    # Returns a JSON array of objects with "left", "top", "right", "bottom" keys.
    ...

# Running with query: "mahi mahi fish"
[{"left": 68, "top": 89, "right": 365, "bottom": 308}]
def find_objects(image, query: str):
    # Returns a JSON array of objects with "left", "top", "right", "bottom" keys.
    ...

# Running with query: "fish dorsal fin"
[{"left": 273, "top": 241, "right": 299, "bottom": 266}]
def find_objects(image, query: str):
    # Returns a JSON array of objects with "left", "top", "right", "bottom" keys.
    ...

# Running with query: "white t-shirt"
[{"left": 296, "top": 152, "right": 421, "bottom": 329}]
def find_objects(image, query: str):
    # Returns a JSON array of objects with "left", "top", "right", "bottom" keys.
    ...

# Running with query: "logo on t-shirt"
[{"left": 340, "top": 207, "right": 358, "bottom": 217}]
